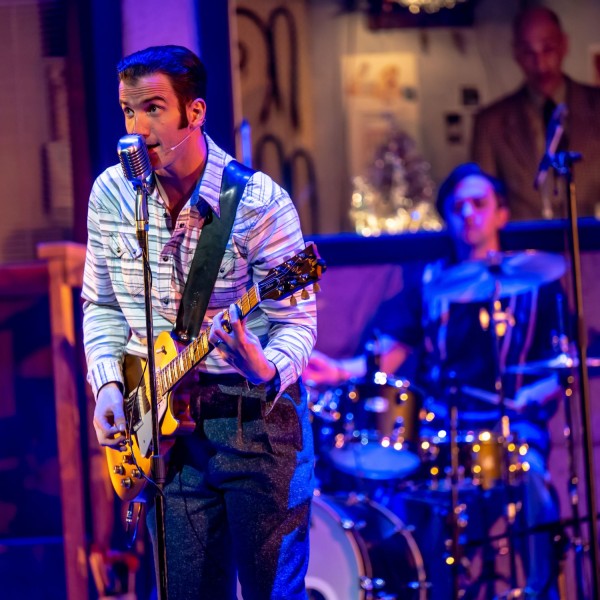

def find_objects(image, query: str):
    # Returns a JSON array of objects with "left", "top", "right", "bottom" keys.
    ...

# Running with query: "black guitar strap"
[{"left": 173, "top": 159, "right": 255, "bottom": 342}]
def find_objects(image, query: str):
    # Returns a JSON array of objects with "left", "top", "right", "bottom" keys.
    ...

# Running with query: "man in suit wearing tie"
[{"left": 471, "top": 7, "right": 600, "bottom": 220}]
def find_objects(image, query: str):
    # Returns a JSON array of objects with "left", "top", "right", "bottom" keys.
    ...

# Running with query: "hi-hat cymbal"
[
  {"left": 424, "top": 250, "right": 566, "bottom": 304},
  {"left": 506, "top": 353, "right": 600, "bottom": 376}
]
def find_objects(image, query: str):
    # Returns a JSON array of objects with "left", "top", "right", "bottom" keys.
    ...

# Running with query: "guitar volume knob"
[
  {"left": 121, "top": 478, "right": 133, "bottom": 489},
  {"left": 113, "top": 465, "right": 125, "bottom": 475}
]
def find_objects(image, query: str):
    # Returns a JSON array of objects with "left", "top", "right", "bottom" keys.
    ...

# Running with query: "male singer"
[{"left": 82, "top": 45, "right": 316, "bottom": 599}]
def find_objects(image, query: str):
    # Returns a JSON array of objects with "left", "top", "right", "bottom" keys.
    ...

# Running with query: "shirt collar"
[{"left": 189, "top": 134, "right": 232, "bottom": 218}]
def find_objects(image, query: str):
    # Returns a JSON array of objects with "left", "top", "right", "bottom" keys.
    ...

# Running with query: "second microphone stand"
[{"left": 553, "top": 150, "right": 600, "bottom": 600}]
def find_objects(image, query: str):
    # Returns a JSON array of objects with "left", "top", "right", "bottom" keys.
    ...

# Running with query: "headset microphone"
[{"left": 168, "top": 125, "right": 200, "bottom": 152}]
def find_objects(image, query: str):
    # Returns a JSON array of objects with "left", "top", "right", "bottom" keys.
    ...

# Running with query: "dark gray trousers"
[{"left": 147, "top": 376, "right": 314, "bottom": 600}]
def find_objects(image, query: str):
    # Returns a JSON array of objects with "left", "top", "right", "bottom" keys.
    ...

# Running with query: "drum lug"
[{"left": 359, "top": 576, "right": 386, "bottom": 591}]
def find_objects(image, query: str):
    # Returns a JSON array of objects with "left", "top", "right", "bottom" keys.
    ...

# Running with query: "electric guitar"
[{"left": 105, "top": 244, "right": 325, "bottom": 502}]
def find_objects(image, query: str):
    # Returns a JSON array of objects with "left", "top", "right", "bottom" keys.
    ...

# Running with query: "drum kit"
[{"left": 304, "top": 250, "right": 594, "bottom": 600}]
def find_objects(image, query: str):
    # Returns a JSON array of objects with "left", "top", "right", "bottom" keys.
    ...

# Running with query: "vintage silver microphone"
[{"left": 117, "top": 134, "right": 153, "bottom": 235}]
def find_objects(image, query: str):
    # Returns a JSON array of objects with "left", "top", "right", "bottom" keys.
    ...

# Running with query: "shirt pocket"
[
  {"left": 208, "top": 252, "right": 247, "bottom": 307},
  {"left": 108, "top": 232, "right": 144, "bottom": 298}
]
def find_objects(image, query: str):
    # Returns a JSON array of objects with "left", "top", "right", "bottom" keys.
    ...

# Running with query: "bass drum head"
[{"left": 306, "top": 494, "right": 428, "bottom": 600}]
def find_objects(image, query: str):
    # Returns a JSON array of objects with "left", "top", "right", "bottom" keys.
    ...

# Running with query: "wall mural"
[{"left": 236, "top": 2, "right": 320, "bottom": 233}]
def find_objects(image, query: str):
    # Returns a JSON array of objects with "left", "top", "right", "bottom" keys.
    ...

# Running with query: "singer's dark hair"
[
  {"left": 436, "top": 162, "right": 507, "bottom": 218},
  {"left": 117, "top": 45, "right": 207, "bottom": 128}
]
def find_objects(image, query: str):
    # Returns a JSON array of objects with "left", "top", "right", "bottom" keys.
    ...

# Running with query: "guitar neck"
[{"left": 158, "top": 283, "right": 261, "bottom": 393}]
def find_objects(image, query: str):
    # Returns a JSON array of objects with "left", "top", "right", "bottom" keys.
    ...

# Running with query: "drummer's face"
[{"left": 446, "top": 175, "right": 508, "bottom": 252}]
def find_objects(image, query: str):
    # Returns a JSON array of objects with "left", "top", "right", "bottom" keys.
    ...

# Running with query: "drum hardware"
[
  {"left": 309, "top": 248, "right": 580, "bottom": 597},
  {"left": 428, "top": 377, "right": 525, "bottom": 600},
  {"left": 419, "top": 429, "right": 529, "bottom": 491},
  {"left": 423, "top": 250, "right": 566, "bottom": 305},
  {"left": 504, "top": 352, "right": 600, "bottom": 377},
  {"left": 425, "top": 266, "right": 535, "bottom": 599},
  {"left": 306, "top": 492, "right": 429, "bottom": 600},
  {"left": 505, "top": 334, "right": 598, "bottom": 598},
  {"left": 489, "top": 295, "right": 521, "bottom": 598},
  {"left": 390, "top": 482, "right": 522, "bottom": 599},
  {"left": 459, "top": 385, "right": 520, "bottom": 412},
  {"left": 323, "top": 374, "right": 422, "bottom": 481},
  {"left": 308, "top": 385, "right": 345, "bottom": 423},
  {"left": 447, "top": 385, "right": 462, "bottom": 600}
]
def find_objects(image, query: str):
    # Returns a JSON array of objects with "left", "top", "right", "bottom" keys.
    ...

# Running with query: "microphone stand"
[
  {"left": 552, "top": 149, "right": 600, "bottom": 600},
  {"left": 135, "top": 183, "right": 169, "bottom": 600}
]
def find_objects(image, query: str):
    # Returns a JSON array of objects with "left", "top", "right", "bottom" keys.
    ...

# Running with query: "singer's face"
[
  {"left": 119, "top": 73, "right": 200, "bottom": 172},
  {"left": 445, "top": 175, "right": 508, "bottom": 252}
]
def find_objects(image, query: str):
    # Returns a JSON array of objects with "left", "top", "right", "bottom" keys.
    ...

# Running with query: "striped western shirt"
[{"left": 82, "top": 134, "right": 317, "bottom": 401}]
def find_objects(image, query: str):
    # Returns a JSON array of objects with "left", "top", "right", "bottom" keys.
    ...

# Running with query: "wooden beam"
[{"left": 37, "top": 241, "right": 88, "bottom": 600}]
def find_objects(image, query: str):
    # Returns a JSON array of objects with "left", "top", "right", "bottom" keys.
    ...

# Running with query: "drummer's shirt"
[{"left": 373, "top": 260, "right": 564, "bottom": 445}]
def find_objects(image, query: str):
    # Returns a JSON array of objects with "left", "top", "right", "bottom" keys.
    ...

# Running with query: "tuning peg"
[
  {"left": 313, "top": 282, "right": 321, "bottom": 293},
  {"left": 301, "top": 289, "right": 309, "bottom": 300},
  {"left": 290, "top": 294, "right": 297, "bottom": 306}
]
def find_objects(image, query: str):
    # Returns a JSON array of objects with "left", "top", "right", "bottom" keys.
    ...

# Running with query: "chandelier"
[{"left": 386, "top": 0, "right": 467, "bottom": 14}]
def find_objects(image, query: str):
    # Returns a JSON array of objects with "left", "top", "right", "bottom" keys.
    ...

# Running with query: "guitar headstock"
[{"left": 259, "top": 243, "right": 326, "bottom": 303}]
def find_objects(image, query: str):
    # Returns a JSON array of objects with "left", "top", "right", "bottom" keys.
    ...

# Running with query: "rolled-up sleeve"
[
  {"left": 81, "top": 184, "right": 130, "bottom": 398},
  {"left": 243, "top": 175, "right": 318, "bottom": 397}
]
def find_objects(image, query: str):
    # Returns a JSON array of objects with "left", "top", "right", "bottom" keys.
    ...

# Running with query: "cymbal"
[
  {"left": 506, "top": 353, "right": 600, "bottom": 376},
  {"left": 424, "top": 250, "right": 566, "bottom": 304}
]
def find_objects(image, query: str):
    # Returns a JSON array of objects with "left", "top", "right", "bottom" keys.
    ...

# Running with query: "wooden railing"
[{"left": 36, "top": 242, "right": 88, "bottom": 600}]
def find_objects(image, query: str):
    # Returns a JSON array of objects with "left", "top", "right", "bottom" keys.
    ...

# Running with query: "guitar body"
[
  {"left": 105, "top": 331, "right": 196, "bottom": 501},
  {"left": 103, "top": 243, "right": 326, "bottom": 502}
]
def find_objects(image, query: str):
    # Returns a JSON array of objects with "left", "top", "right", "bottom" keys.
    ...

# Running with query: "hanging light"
[{"left": 386, "top": 0, "right": 467, "bottom": 15}]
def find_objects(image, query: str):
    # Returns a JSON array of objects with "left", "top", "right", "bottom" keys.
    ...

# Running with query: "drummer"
[{"left": 305, "top": 162, "right": 564, "bottom": 599}]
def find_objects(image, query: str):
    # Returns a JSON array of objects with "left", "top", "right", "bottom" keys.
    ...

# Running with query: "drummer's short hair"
[{"left": 436, "top": 162, "right": 507, "bottom": 218}]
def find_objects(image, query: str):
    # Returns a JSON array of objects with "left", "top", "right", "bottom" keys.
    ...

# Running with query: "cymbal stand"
[
  {"left": 554, "top": 149, "right": 600, "bottom": 599},
  {"left": 445, "top": 373, "right": 463, "bottom": 600},
  {"left": 484, "top": 279, "right": 520, "bottom": 597}
]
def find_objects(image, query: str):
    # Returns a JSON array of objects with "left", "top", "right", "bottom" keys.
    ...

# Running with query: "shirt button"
[
  {"left": 162, "top": 298, "right": 169, "bottom": 305},
  {"left": 162, "top": 256, "right": 169, "bottom": 262},
  {"left": 179, "top": 223, "right": 185, "bottom": 228}
]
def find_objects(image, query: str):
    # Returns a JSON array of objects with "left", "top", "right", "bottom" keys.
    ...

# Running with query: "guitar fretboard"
[{"left": 157, "top": 283, "right": 261, "bottom": 394}]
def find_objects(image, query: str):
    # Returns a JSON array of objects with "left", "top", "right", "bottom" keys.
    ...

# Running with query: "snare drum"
[
  {"left": 419, "top": 430, "right": 529, "bottom": 490},
  {"left": 306, "top": 493, "right": 428, "bottom": 600},
  {"left": 327, "top": 374, "right": 422, "bottom": 480}
]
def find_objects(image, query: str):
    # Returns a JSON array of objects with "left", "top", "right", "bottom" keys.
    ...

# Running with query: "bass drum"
[{"left": 306, "top": 494, "right": 428, "bottom": 600}]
